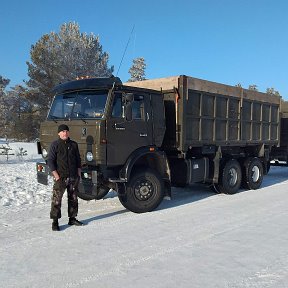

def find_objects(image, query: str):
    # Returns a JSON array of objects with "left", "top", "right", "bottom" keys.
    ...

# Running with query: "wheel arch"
[{"left": 120, "top": 147, "right": 170, "bottom": 183}]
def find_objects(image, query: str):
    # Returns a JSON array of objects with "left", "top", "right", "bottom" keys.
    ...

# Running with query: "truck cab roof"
[{"left": 53, "top": 76, "right": 122, "bottom": 94}]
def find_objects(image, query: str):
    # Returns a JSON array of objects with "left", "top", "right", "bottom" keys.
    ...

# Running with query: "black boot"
[
  {"left": 52, "top": 219, "right": 60, "bottom": 231},
  {"left": 68, "top": 217, "right": 84, "bottom": 226}
]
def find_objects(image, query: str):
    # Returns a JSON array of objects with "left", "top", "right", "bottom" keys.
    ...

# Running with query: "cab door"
[{"left": 106, "top": 91, "right": 153, "bottom": 166}]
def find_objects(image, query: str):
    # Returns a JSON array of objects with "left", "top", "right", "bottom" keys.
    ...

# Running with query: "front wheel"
[
  {"left": 118, "top": 168, "right": 164, "bottom": 213},
  {"left": 77, "top": 183, "right": 110, "bottom": 200}
]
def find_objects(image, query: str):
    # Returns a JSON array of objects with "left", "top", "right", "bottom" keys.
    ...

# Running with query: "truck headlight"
[
  {"left": 42, "top": 148, "right": 48, "bottom": 158},
  {"left": 86, "top": 152, "right": 93, "bottom": 162}
]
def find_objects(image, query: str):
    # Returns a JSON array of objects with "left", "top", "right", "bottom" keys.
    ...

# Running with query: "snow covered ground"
[{"left": 1, "top": 141, "right": 288, "bottom": 288}]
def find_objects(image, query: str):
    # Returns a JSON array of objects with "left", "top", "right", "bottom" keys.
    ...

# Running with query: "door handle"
[
  {"left": 140, "top": 133, "right": 147, "bottom": 137},
  {"left": 114, "top": 123, "right": 125, "bottom": 131}
]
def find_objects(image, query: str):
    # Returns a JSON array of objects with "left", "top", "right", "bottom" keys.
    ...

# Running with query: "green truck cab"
[{"left": 36, "top": 76, "right": 170, "bottom": 213}]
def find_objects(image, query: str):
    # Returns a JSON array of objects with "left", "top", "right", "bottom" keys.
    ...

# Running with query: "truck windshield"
[{"left": 47, "top": 90, "right": 108, "bottom": 120}]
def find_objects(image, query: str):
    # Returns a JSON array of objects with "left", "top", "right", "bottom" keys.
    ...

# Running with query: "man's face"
[{"left": 58, "top": 130, "right": 69, "bottom": 140}]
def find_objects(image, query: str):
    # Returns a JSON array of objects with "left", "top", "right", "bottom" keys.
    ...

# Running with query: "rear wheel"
[
  {"left": 118, "top": 168, "right": 164, "bottom": 213},
  {"left": 263, "top": 160, "right": 270, "bottom": 175},
  {"left": 242, "top": 157, "right": 263, "bottom": 190},
  {"left": 217, "top": 159, "right": 242, "bottom": 194}
]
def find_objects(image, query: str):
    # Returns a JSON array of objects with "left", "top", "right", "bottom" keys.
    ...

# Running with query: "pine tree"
[
  {"left": 0, "top": 76, "right": 10, "bottom": 91},
  {"left": 0, "top": 76, "right": 10, "bottom": 137},
  {"left": 26, "top": 22, "right": 114, "bottom": 111},
  {"left": 128, "top": 57, "right": 146, "bottom": 82},
  {"left": 248, "top": 84, "right": 258, "bottom": 91},
  {"left": 6, "top": 85, "right": 39, "bottom": 141},
  {"left": 266, "top": 87, "right": 281, "bottom": 97}
]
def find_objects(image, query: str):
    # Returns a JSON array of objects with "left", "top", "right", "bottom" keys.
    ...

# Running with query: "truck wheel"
[
  {"left": 118, "top": 168, "right": 164, "bottom": 213},
  {"left": 95, "top": 185, "right": 110, "bottom": 200},
  {"left": 77, "top": 191, "right": 96, "bottom": 201},
  {"left": 242, "top": 157, "right": 263, "bottom": 190},
  {"left": 77, "top": 184, "right": 110, "bottom": 200},
  {"left": 210, "top": 183, "right": 221, "bottom": 194},
  {"left": 263, "top": 161, "right": 270, "bottom": 175},
  {"left": 218, "top": 159, "right": 242, "bottom": 194}
]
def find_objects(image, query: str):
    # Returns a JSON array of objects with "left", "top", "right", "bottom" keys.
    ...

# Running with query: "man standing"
[{"left": 48, "top": 124, "right": 83, "bottom": 231}]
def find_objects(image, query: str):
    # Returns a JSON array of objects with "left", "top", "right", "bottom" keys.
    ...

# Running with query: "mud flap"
[{"left": 36, "top": 162, "right": 49, "bottom": 185}]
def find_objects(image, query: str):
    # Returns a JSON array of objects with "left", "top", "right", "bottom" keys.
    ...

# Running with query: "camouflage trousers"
[{"left": 50, "top": 177, "right": 79, "bottom": 219}]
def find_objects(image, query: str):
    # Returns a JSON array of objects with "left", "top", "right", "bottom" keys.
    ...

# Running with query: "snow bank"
[
  {"left": 1, "top": 142, "right": 288, "bottom": 288},
  {"left": 0, "top": 141, "right": 117, "bottom": 208},
  {"left": 0, "top": 139, "right": 40, "bottom": 162},
  {"left": 0, "top": 140, "right": 51, "bottom": 207}
]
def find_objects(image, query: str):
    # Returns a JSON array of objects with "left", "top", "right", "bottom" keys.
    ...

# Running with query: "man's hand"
[
  {"left": 52, "top": 170, "right": 60, "bottom": 181},
  {"left": 78, "top": 168, "right": 81, "bottom": 178}
]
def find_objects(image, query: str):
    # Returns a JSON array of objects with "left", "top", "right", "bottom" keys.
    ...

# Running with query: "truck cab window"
[
  {"left": 112, "top": 93, "right": 124, "bottom": 118},
  {"left": 47, "top": 90, "right": 108, "bottom": 120},
  {"left": 111, "top": 93, "right": 145, "bottom": 120},
  {"left": 48, "top": 94, "right": 76, "bottom": 119},
  {"left": 75, "top": 91, "right": 107, "bottom": 119},
  {"left": 132, "top": 95, "right": 145, "bottom": 120}
]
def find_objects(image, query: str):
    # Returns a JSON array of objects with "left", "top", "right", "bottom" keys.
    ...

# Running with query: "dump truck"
[{"left": 36, "top": 75, "right": 285, "bottom": 213}]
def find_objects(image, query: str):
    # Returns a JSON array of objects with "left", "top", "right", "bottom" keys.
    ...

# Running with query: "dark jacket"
[{"left": 48, "top": 138, "right": 81, "bottom": 178}]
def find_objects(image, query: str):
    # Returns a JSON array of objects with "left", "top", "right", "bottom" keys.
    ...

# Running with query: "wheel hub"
[
  {"left": 228, "top": 168, "right": 238, "bottom": 186},
  {"left": 251, "top": 166, "right": 260, "bottom": 182},
  {"left": 135, "top": 181, "right": 153, "bottom": 201}
]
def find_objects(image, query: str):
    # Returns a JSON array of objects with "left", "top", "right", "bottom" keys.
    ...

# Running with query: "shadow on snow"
[{"left": 69, "top": 166, "right": 288, "bottom": 226}]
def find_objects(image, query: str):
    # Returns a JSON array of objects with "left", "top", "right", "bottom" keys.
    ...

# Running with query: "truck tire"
[
  {"left": 217, "top": 159, "right": 242, "bottom": 194},
  {"left": 242, "top": 157, "right": 263, "bottom": 190},
  {"left": 95, "top": 185, "right": 110, "bottom": 199},
  {"left": 263, "top": 161, "right": 270, "bottom": 175},
  {"left": 118, "top": 168, "right": 164, "bottom": 213},
  {"left": 77, "top": 184, "right": 110, "bottom": 200}
]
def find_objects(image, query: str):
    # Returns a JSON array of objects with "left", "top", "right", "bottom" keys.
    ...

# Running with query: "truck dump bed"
[
  {"left": 279, "top": 100, "right": 288, "bottom": 147},
  {"left": 127, "top": 75, "right": 281, "bottom": 152}
]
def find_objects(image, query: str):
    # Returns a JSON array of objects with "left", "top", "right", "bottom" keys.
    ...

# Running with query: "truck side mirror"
[
  {"left": 122, "top": 93, "right": 133, "bottom": 121},
  {"left": 125, "top": 103, "right": 132, "bottom": 121},
  {"left": 123, "top": 93, "right": 134, "bottom": 103}
]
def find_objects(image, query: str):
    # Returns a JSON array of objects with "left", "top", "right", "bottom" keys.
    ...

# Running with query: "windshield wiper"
[{"left": 72, "top": 112, "right": 87, "bottom": 124}]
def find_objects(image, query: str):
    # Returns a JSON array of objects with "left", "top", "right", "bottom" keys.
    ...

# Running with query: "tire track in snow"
[
  {"left": 63, "top": 208, "right": 288, "bottom": 287},
  {"left": 225, "top": 255, "right": 288, "bottom": 288}
]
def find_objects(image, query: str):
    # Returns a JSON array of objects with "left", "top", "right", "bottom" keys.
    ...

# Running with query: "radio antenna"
[{"left": 116, "top": 24, "right": 135, "bottom": 77}]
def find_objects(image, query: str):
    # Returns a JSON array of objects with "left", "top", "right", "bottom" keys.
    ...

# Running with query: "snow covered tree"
[
  {"left": 0, "top": 76, "right": 10, "bottom": 92},
  {"left": 6, "top": 85, "right": 39, "bottom": 141},
  {"left": 26, "top": 22, "right": 114, "bottom": 111},
  {"left": 0, "top": 76, "right": 10, "bottom": 137},
  {"left": 0, "top": 77, "right": 40, "bottom": 140},
  {"left": 266, "top": 87, "right": 281, "bottom": 97},
  {"left": 248, "top": 84, "right": 258, "bottom": 91},
  {"left": 128, "top": 57, "right": 146, "bottom": 82}
]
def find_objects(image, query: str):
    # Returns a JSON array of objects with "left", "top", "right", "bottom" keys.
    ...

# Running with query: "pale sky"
[{"left": 1, "top": 0, "right": 287, "bottom": 99}]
